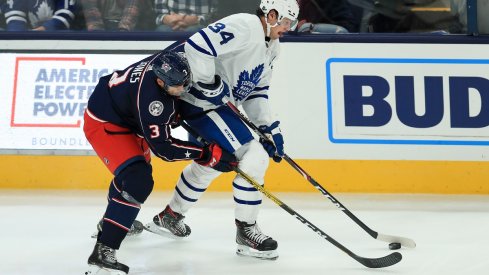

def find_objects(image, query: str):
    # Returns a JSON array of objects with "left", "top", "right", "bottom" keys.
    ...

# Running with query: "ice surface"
[{"left": 1, "top": 190, "right": 488, "bottom": 275}]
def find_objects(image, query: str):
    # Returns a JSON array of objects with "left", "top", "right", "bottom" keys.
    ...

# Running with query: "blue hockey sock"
[{"left": 99, "top": 193, "right": 140, "bottom": 249}]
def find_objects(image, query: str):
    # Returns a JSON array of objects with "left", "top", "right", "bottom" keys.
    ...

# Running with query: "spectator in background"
[
  {"left": 81, "top": 0, "right": 155, "bottom": 31},
  {"left": 154, "top": 0, "right": 217, "bottom": 32},
  {"left": 213, "top": 0, "right": 259, "bottom": 20},
  {"left": 0, "top": 0, "right": 5, "bottom": 30},
  {"left": 297, "top": 0, "right": 358, "bottom": 33},
  {"left": 2, "top": 0, "right": 79, "bottom": 31},
  {"left": 450, "top": 0, "right": 489, "bottom": 34}
]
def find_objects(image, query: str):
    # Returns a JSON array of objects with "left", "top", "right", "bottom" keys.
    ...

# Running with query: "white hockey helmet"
[{"left": 260, "top": 0, "right": 299, "bottom": 31}]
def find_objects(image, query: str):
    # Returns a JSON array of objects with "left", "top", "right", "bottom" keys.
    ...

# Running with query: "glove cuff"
[{"left": 196, "top": 145, "right": 211, "bottom": 164}]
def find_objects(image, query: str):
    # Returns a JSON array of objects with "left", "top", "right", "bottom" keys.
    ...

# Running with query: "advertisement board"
[
  {"left": 270, "top": 43, "right": 489, "bottom": 161},
  {"left": 0, "top": 42, "right": 488, "bottom": 161},
  {"left": 0, "top": 53, "right": 186, "bottom": 151},
  {"left": 0, "top": 38, "right": 487, "bottom": 192}
]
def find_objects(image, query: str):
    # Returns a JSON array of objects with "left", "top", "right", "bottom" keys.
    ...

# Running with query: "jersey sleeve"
[
  {"left": 3, "top": 0, "right": 28, "bottom": 31},
  {"left": 42, "top": 0, "right": 77, "bottom": 30},
  {"left": 137, "top": 73, "right": 204, "bottom": 162}
]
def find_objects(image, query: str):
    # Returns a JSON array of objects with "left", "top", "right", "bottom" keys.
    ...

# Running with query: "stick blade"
[
  {"left": 377, "top": 233, "right": 416, "bottom": 248},
  {"left": 355, "top": 252, "right": 402, "bottom": 268}
]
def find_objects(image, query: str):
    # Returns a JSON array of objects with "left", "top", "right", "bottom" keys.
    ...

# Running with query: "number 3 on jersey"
[
  {"left": 149, "top": 125, "right": 160, "bottom": 138},
  {"left": 208, "top": 23, "right": 235, "bottom": 45}
]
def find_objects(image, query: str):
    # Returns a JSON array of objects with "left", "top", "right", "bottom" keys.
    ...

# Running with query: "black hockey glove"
[
  {"left": 196, "top": 143, "right": 238, "bottom": 172},
  {"left": 258, "top": 121, "right": 284, "bottom": 163}
]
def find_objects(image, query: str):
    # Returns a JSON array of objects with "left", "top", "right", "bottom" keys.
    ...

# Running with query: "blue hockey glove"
[
  {"left": 195, "top": 75, "right": 230, "bottom": 106},
  {"left": 258, "top": 121, "right": 284, "bottom": 163}
]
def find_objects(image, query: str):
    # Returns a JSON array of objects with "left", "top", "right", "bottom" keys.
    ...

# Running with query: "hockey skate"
[
  {"left": 144, "top": 205, "right": 191, "bottom": 239},
  {"left": 91, "top": 219, "right": 144, "bottom": 238},
  {"left": 85, "top": 242, "right": 129, "bottom": 275},
  {"left": 235, "top": 219, "right": 278, "bottom": 260}
]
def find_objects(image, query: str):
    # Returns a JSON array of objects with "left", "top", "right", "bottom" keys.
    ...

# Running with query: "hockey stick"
[
  {"left": 224, "top": 101, "right": 416, "bottom": 248},
  {"left": 179, "top": 121, "right": 402, "bottom": 268}
]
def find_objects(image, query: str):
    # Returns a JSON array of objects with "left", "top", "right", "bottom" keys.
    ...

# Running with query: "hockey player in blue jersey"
[
  {"left": 83, "top": 51, "right": 238, "bottom": 274},
  {"left": 2, "top": 0, "right": 78, "bottom": 31},
  {"left": 145, "top": 0, "right": 299, "bottom": 260}
]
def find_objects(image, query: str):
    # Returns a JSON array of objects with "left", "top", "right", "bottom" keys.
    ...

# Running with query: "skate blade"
[
  {"left": 143, "top": 222, "right": 186, "bottom": 239},
  {"left": 91, "top": 230, "right": 143, "bottom": 239},
  {"left": 236, "top": 244, "right": 278, "bottom": 260},
  {"left": 91, "top": 221, "right": 144, "bottom": 238},
  {"left": 85, "top": 264, "right": 128, "bottom": 275}
]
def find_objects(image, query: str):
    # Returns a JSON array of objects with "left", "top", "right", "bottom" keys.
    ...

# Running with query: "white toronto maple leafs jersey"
[
  {"left": 3, "top": 0, "right": 76, "bottom": 31},
  {"left": 182, "top": 13, "right": 279, "bottom": 127}
]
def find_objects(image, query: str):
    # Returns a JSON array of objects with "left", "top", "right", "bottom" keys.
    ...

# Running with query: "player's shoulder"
[{"left": 219, "top": 13, "right": 263, "bottom": 37}]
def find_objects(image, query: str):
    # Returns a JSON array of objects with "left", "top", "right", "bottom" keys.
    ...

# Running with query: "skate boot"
[
  {"left": 85, "top": 242, "right": 129, "bottom": 275},
  {"left": 235, "top": 219, "right": 278, "bottom": 260},
  {"left": 91, "top": 219, "right": 144, "bottom": 238},
  {"left": 144, "top": 205, "right": 191, "bottom": 238}
]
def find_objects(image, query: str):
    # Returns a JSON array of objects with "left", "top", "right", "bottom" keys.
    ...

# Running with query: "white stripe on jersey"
[{"left": 52, "top": 15, "right": 70, "bottom": 28}]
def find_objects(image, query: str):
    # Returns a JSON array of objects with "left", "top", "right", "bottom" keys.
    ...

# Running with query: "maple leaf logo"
[
  {"left": 28, "top": 0, "right": 54, "bottom": 28},
  {"left": 232, "top": 64, "right": 264, "bottom": 101}
]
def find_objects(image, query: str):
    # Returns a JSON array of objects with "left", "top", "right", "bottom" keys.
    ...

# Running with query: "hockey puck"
[{"left": 389, "top": 242, "right": 401, "bottom": 250}]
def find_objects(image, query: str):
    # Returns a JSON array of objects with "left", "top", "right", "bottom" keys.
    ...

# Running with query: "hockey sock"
[
  {"left": 169, "top": 163, "right": 219, "bottom": 213},
  {"left": 99, "top": 192, "right": 141, "bottom": 249}
]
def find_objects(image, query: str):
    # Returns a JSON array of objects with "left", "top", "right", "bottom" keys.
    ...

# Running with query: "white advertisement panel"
[
  {"left": 0, "top": 53, "right": 186, "bottom": 151},
  {"left": 269, "top": 43, "right": 489, "bottom": 161},
  {"left": 327, "top": 57, "right": 489, "bottom": 145},
  {"left": 1, "top": 42, "right": 488, "bottom": 161}
]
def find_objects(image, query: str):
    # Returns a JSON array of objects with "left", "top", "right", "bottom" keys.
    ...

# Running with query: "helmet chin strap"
[{"left": 264, "top": 16, "right": 277, "bottom": 37}]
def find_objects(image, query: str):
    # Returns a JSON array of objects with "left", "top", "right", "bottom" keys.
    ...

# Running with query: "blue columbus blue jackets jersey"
[
  {"left": 3, "top": 0, "right": 77, "bottom": 31},
  {"left": 87, "top": 51, "right": 204, "bottom": 162}
]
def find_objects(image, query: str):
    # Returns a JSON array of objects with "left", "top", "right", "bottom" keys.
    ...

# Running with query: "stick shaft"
[
  {"left": 224, "top": 101, "right": 415, "bottom": 248},
  {"left": 179, "top": 121, "right": 402, "bottom": 268}
]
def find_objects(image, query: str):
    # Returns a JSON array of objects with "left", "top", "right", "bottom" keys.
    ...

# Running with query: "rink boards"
[
  {"left": 1, "top": 155, "right": 488, "bottom": 194},
  {"left": 0, "top": 35, "right": 488, "bottom": 194}
]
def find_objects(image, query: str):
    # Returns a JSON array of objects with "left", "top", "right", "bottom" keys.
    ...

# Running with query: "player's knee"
[
  {"left": 187, "top": 161, "right": 221, "bottom": 185},
  {"left": 115, "top": 161, "right": 154, "bottom": 204},
  {"left": 237, "top": 140, "right": 269, "bottom": 178}
]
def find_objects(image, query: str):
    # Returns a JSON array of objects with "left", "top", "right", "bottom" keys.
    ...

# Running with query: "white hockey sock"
[
  {"left": 233, "top": 140, "right": 268, "bottom": 223},
  {"left": 169, "top": 161, "right": 221, "bottom": 214}
]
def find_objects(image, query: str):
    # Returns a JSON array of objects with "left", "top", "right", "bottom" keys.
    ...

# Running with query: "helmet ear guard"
[{"left": 260, "top": 0, "right": 299, "bottom": 32}]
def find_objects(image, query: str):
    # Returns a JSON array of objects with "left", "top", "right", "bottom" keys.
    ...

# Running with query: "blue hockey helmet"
[{"left": 152, "top": 51, "right": 191, "bottom": 91}]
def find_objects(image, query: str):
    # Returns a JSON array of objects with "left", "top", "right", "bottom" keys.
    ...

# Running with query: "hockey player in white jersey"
[{"left": 145, "top": 0, "right": 299, "bottom": 260}]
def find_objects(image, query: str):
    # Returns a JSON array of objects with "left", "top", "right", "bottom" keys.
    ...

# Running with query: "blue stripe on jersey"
[
  {"left": 175, "top": 186, "right": 198, "bottom": 202},
  {"left": 246, "top": 94, "right": 268, "bottom": 101},
  {"left": 198, "top": 30, "right": 217, "bottom": 57},
  {"left": 187, "top": 38, "right": 213, "bottom": 57},
  {"left": 253, "top": 86, "right": 269, "bottom": 91},
  {"left": 234, "top": 197, "right": 262, "bottom": 205},
  {"left": 233, "top": 182, "right": 258, "bottom": 192},
  {"left": 181, "top": 174, "right": 207, "bottom": 192}
]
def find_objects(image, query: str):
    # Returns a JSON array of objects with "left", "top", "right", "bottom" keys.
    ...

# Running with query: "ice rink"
[{"left": 1, "top": 190, "right": 488, "bottom": 275}]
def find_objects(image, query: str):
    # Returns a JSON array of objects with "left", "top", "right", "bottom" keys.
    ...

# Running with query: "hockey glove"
[
  {"left": 258, "top": 121, "right": 284, "bottom": 163},
  {"left": 194, "top": 75, "right": 230, "bottom": 106},
  {"left": 196, "top": 143, "right": 238, "bottom": 172}
]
